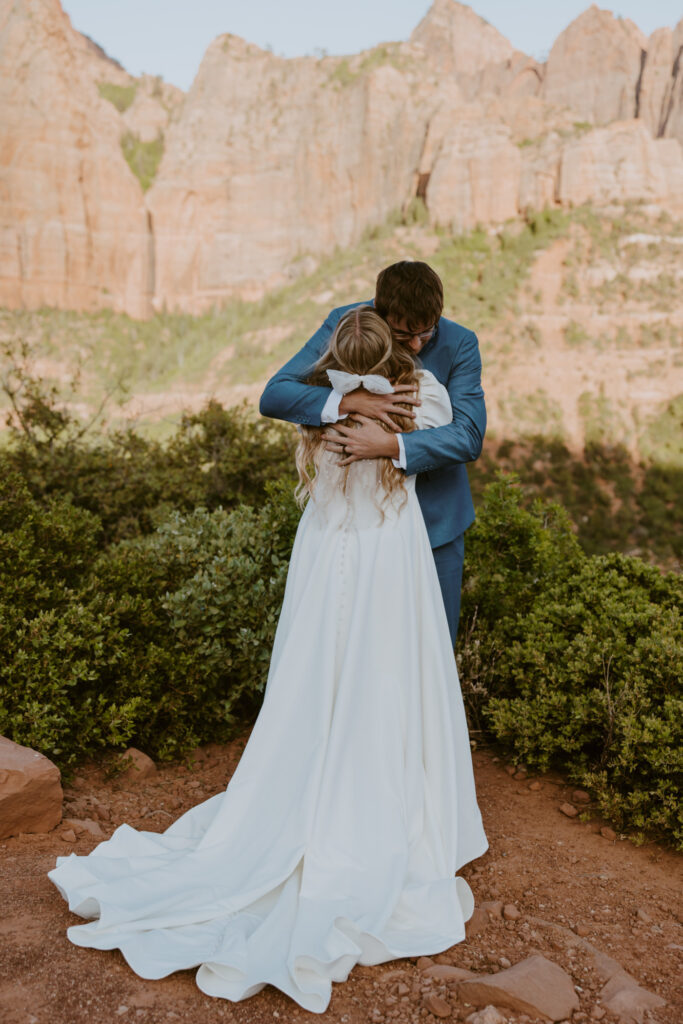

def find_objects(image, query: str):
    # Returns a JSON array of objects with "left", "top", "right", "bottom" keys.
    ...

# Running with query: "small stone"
[
  {"left": 513, "top": 770, "right": 527, "bottom": 780},
  {"left": 466, "top": 907, "right": 490, "bottom": 939},
  {"left": 64, "top": 817, "right": 105, "bottom": 839},
  {"left": 118, "top": 747, "right": 156, "bottom": 783},
  {"left": 116, "top": 1008, "right": 128, "bottom": 1017},
  {"left": 378, "top": 969, "right": 408, "bottom": 984},
  {"left": 482, "top": 900, "right": 504, "bottom": 919},
  {"left": 529, "top": 781, "right": 542, "bottom": 791},
  {"left": 499, "top": 957, "right": 511, "bottom": 968},
  {"left": 560, "top": 802, "right": 579, "bottom": 818},
  {"left": 417, "top": 956, "right": 435, "bottom": 970},
  {"left": 590, "top": 1009, "right": 606, "bottom": 1020},
  {"left": 572, "top": 790, "right": 591, "bottom": 804},
  {"left": 635, "top": 908, "right": 652, "bottom": 924},
  {"left": 504, "top": 765, "right": 516, "bottom": 776},
  {"left": 466, "top": 1008, "right": 507, "bottom": 1024},
  {"left": 600, "top": 826, "right": 617, "bottom": 841},
  {"left": 422, "top": 993, "right": 451, "bottom": 1018},
  {"left": 60, "top": 828, "right": 77, "bottom": 843},
  {"left": 502, "top": 904, "right": 520, "bottom": 921},
  {"left": 397, "top": 983, "right": 410, "bottom": 995},
  {"left": 573, "top": 923, "right": 591, "bottom": 937}
]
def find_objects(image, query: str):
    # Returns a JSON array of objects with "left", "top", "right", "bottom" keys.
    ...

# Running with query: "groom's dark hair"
[{"left": 374, "top": 261, "right": 444, "bottom": 332}]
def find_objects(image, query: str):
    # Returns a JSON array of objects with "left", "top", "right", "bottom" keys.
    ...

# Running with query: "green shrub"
[
  {"left": 97, "top": 81, "right": 137, "bottom": 113},
  {"left": 0, "top": 479, "right": 301, "bottom": 768},
  {"left": 1, "top": 398, "right": 679, "bottom": 845},
  {"left": 469, "top": 437, "right": 682, "bottom": 567},
  {"left": 121, "top": 130, "right": 164, "bottom": 190},
  {"left": 4, "top": 400, "right": 296, "bottom": 544},
  {"left": 458, "top": 476, "right": 682, "bottom": 846},
  {"left": 0, "top": 468, "right": 101, "bottom": 618}
]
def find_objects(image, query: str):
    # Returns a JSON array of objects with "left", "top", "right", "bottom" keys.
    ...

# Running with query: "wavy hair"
[{"left": 295, "top": 306, "right": 419, "bottom": 510}]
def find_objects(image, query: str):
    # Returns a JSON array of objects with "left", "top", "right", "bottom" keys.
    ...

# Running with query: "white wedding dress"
[{"left": 48, "top": 368, "right": 488, "bottom": 1014}]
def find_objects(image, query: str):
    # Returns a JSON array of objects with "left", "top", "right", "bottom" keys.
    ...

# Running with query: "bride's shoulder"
[
  {"left": 413, "top": 369, "right": 452, "bottom": 428},
  {"left": 415, "top": 368, "right": 447, "bottom": 398},
  {"left": 416, "top": 368, "right": 439, "bottom": 387}
]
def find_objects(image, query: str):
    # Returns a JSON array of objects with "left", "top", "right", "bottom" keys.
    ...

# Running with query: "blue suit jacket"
[{"left": 259, "top": 300, "right": 486, "bottom": 548}]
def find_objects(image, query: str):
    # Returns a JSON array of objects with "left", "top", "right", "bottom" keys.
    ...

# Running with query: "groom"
[{"left": 259, "top": 260, "right": 486, "bottom": 645}]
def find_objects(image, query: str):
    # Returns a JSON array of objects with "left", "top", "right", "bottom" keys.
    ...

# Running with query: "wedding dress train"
[{"left": 48, "top": 368, "right": 488, "bottom": 1013}]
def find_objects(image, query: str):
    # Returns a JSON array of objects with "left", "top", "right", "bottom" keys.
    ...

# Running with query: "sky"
[{"left": 61, "top": 0, "right": 683, "bottom": 92}]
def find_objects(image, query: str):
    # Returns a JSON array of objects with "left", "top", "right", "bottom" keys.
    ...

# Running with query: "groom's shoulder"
[
  {"left": 326, "top": 298, "right": 375, "bottom": 322},
  {"left": 438, "top": 314, "right": 479, "bottom": 349}
]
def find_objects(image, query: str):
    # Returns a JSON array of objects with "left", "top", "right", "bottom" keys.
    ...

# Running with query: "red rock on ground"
[
  {"left": 422, "top": 964, "right": 476, "bottom": 982},
  {"left": 466, "top": 1008, "right": 507, "bottom": 1024},
  {"left": 422, "top": 991, "right": 452, "bottom": 1017},
  {"left": 459, "top": 953, "right": 579, "bottom": 1021},
  {"left": 466, "top": 906, "right": 490, "bottom": 938},
  {"left": 118, "top": 748, "right": 157, "bottom": 783},
  {"left": 63, "top": 818, "right": 106, "bottom": 839},
  {"left": 600, "top": 971, "right": 667, "bottom": 1022},
  {"left": 0, "top": 736, "right": 62, "bottom": 839}
]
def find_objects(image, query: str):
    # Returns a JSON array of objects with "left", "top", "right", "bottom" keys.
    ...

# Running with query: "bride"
[{"left": 48, "top": 306, "right": 488, "bottom": 1014}]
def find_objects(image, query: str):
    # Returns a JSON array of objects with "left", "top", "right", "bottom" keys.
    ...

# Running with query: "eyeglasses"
[{"left": 390, "top": 324, "right": 438, "bottom": 344}]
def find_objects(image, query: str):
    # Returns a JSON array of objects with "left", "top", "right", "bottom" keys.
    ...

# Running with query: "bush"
[
  {"left": 458, "top": 476, "right": 682, "bottom": 846},
  {"left": 4, "top": 399, "right": 296, "bottom": 544},
  {"left": 97, "top": 81, "right": 137, "bottom": 113},
  {"left": 1, "top": 396, "right": 680, "bottom": 845},
  {"left": 120, "top": 131, "right": 164, "bottom": 191},
  {"left": 0, "top": 480, "right": 301, "bottom": 768}
]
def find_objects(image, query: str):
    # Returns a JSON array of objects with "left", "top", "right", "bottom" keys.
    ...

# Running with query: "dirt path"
[{"left": 1, "top": 739, "right": 680, "bottom": 1024}]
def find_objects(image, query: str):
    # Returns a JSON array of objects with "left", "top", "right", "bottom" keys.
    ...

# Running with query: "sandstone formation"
[
  {"left": 122, "top": 74, "right": 184, "bottom": 144},
  {"left": 146, "top": 34, "right": 430, "bottom": 310},
  {"left": 557, "top": 120, "right": 683, "bottom": 205},
  {"left": 541, "top": 7, "right": 683, "bottom": 147},
  {"left": 1, "top": 0, "right": 682, "bottom": 316},
  {"left": 409, "top": 0, "right": 514, "bottom": 76},
  {"left": 0, "top": 735, "right": 63, "bottom": 838},
  {"left": 0, "top": 0, "right": 155, "bottom": 316},
  {"left": 426, "top": 112, "right": 521, "bottom": 231},
  {"left": 541, "top": 6, "right": 647, "bottom": 126}
]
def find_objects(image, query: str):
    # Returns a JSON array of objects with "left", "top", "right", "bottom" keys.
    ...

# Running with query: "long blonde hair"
[{"left": 295, "top": 306, "right": 419, "bottom": 510}]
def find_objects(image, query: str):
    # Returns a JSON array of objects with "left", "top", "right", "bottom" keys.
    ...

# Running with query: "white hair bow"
[{"left": 326, "top": 369, "right": 394, "bottom": 395}]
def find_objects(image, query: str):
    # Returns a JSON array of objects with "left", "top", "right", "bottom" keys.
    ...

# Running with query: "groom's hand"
[
  {"left": 322, "top": 415, "right": 400, "bottom": 464},
  {"left": 338, "top": 385, "right": 420, "bottom": 431}
]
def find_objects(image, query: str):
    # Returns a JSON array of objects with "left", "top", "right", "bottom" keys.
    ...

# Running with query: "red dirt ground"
[{"left": 1, "top": 738, "right": 680, "bottom": 1024}]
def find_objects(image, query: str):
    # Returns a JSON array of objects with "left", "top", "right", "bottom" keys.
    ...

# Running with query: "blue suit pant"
[{"left": 431, "top": 532, "right": 465, "bottom": 647}]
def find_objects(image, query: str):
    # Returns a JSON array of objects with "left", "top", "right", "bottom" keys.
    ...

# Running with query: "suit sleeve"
[
  {"left": 401, "top": 329, "right": 486, "bottom": 474},
  {"left": 259, "top": 311, "right": 338, "bottom": 427}
]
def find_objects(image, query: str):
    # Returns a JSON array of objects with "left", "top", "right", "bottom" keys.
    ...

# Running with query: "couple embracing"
[{"left": 48, "top": 260, "right": 489, "bottom": 1014}]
